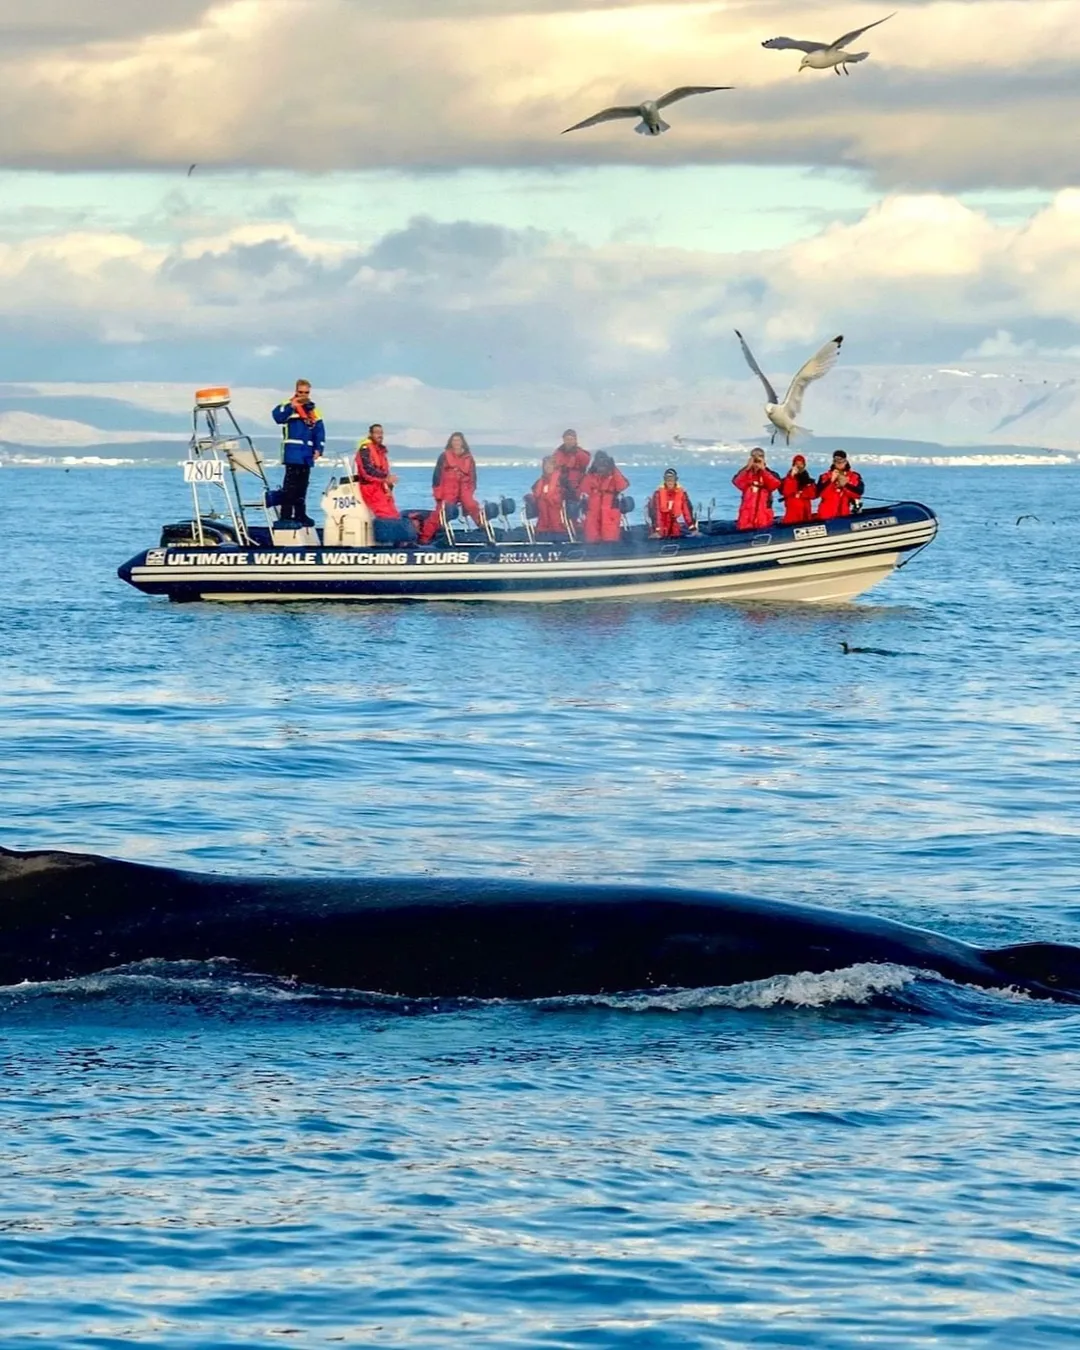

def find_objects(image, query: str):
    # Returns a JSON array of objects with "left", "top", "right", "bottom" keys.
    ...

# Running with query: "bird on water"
[{"left": 840, "top": 641, "right": 899, "bottom": 656}]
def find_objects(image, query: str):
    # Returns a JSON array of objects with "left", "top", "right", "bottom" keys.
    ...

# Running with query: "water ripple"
[{"left": 2, "top": 465, "right": 1080, "bottom": 1345}]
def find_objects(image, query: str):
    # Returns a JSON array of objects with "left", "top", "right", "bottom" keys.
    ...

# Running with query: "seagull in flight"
[
  {"left": 762, "top": 12, "right": 895, "bottom": 74},
  {"left": 562, "top": 86, "right": 732, "bottom": 136},
  {"left": 187, "top": 163, "right": 197, "bottom": 176},
  {"left": 735, "top": 331, "right": 844, "bottom": 443}
]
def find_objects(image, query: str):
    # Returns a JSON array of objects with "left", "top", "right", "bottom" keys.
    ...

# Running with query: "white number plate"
[{"left": 183, "top": 460, "right": 225, "bottom": 484}]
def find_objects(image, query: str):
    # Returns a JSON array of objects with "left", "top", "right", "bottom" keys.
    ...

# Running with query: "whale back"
[{"left": 3, "top": 845, "right": 1079, "bottom": 1003}]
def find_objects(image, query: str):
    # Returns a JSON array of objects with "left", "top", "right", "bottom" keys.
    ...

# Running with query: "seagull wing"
[
  {"left": 734, "top": 330, "right": 779, "bottom": 404},
  {"left": 781, "top": 335, "right": 844, "bottom": 416},
  {"left": 761, "top": 37, "right": 828, "bottom": 53},
  {"left": 562, "top": 105, "right": 642, "bottom": 134},
  {"left": 655, "top": 86, "right": 733, "bottom": 109},
  {"left": 829, "top": 12, "right": 895, "bottom": 50}
]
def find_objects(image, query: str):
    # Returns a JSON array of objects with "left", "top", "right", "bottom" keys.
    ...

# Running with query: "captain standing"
[{"left": 272, "top": 378, "right": 325, "bottom": 524}]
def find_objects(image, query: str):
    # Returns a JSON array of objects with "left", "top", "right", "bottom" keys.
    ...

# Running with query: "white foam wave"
[
  {"left": 541, "top": 963, "right": 919, "bottom": 1012},
  {"left": 1, "top": 962, "right": 1061, "bottom": 1018},
  {"left": 853, "top": 453, "right": 1078, "bottom": 467},
  {"left": 3, "top": 450, "right": 1077, "bottom": 470},
  {"left": 665, "top": 447, "right": 1078, "bottom": 467},
  {"left": 0, "top": 454, "right": 143, "bottom": 467},
  {"left": 0, "top": 961, "right": 915, "bottom": 1012},
  {"left": 0, "top": 959, "right": 314, "bottom": 1004},
  {"left": 629, "top": 444, "right": 1080, "bottom": 467}
]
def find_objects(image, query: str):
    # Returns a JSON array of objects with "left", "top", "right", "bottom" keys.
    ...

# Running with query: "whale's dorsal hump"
[{"left": 984, "top": 941, "right": 1080, "bottom": 1000}]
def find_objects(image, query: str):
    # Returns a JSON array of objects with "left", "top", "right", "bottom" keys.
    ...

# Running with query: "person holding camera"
[
  {"left": 816, "top": 450, "right": 864, "bottom": 520},
  {"left": 732, "top": 447, "right": 781, "bottom": 531},
  {"left": 271, "top": 378, "right": 325, "bottom": 524},
  {"left": 779, "top": 453, "right": 818, "bottom": 525}
]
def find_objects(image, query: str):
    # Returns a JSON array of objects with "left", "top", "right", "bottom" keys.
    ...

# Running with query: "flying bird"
[
  {"left": 735, "top": 331, "right": 844, "bottom": 444},
  {"left": 762, "top": 12, "right": 895, "bottom": 74},
  {"left": 187, "top": 163, "right": 197, "bottom": 176},
  {"left": 562, "top": 86, "right": 732, "bottom": 136}
]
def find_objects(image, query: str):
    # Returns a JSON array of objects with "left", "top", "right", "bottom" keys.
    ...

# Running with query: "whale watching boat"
[{"left": 118, "top": 389, "right": 938, "bottom": 604}]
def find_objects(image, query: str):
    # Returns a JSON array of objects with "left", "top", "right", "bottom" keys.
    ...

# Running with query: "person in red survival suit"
[
  {"left": 532, "top": 455, "right": 565, "bottom": 533},
  {"left": 779, "top": 453, "right": 818, "bottom": 525},
  {"left": 418, "top": 431, "right": 483, "bottom": 543},
  {"left": 733, "top": 447, "right": 782, "bottom": 531},
  {"left": 648, "top": 468, "right": 698, "bottom": 538},
  {"left": 580, "top": 451, "right": 629, "bottom": 543},
  {"left": 353, "top": 423, "right": 400, "bottom": 519},
  {"left": 816, "top": 449, "right": 864, "bottom": 520},
  {"left": 552, "top": 429, "right": 590, "bottom": 502}
]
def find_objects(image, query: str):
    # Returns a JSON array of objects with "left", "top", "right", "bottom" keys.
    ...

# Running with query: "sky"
[{"left": 0, "top": 0, "right": 1078, "bottom": 426}]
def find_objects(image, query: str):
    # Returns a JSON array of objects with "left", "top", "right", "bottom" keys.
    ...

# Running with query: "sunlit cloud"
[
  {"left": 2, "top": 191, "right": 1079, "bottom": 382},
  {"left": 0, "top": 1, "right": 1076, "bottom": 187}
]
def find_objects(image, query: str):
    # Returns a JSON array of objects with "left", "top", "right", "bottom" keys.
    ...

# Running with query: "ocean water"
[{"left": 1, "top": 462, "right": 1079, "bottom": 1347}]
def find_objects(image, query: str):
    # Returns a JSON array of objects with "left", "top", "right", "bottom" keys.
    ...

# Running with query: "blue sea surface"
[{"left": 1, "top": 462, "right": 1079, "bottom": 1347}]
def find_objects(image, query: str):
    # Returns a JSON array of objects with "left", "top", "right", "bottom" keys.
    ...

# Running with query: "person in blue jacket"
[{"left": 271, "top": 378, "right": 325, "bottom": 523}]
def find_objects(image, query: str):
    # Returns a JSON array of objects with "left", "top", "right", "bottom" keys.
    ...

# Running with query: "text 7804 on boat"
[{"left": 118, "top": 387, "right": 938, "bottom": 605}]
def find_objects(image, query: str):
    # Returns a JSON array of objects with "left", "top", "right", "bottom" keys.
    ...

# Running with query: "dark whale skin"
[{"left": 2, "top": 845, "right": 1079, "bottom": 1002}]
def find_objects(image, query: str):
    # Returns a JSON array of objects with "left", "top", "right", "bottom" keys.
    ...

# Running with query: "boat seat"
[
  {"left": 374, "top": 518, "right": 417, "bottom": 545},
  {"left": 455, "top": 527, "right": 502, "bottom": 544}
]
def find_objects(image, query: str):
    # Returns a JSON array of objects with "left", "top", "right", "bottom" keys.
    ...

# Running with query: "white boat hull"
[{"left": 119, "top": 504, "right": 937, "bottom": 606}]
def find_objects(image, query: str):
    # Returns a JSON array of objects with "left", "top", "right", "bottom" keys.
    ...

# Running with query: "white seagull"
[
  {"left": 762, "top": 12, "right": 895, "bottom": 74},
  {"left": 562, "top": 86, "right": 732, "bottom": 136},
  {"left": 735, "top": 331, "right": 844, "bottom": 444}
]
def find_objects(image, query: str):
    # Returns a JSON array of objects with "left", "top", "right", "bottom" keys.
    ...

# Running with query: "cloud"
[
  {"left": 963, "top": 328, "right": 1080, "bottom": 360},
  {"left": 0, "top": 1, "right": 1077, "bottom": 188},
  {"left": 2, "top": 188, "right": 1080, "bottom": 397},
  {"left": 0, "top": 0, "right": 216, "bottom": 48}
]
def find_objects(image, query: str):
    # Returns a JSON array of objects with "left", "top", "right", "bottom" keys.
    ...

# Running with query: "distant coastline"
[{"left": 2, "top": 435, "right": 1077, "bottom": 469}]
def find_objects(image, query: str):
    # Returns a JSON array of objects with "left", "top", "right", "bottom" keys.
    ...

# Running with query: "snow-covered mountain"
[
  {"left": 648, "top": 362, "right": 1079, "bottom": 451},
  {"left": 3, "top": 359, "right": 1079, "bottom": 451},
  {"left": 0, "top": 410, "right": 183, "bottom": 448}
]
